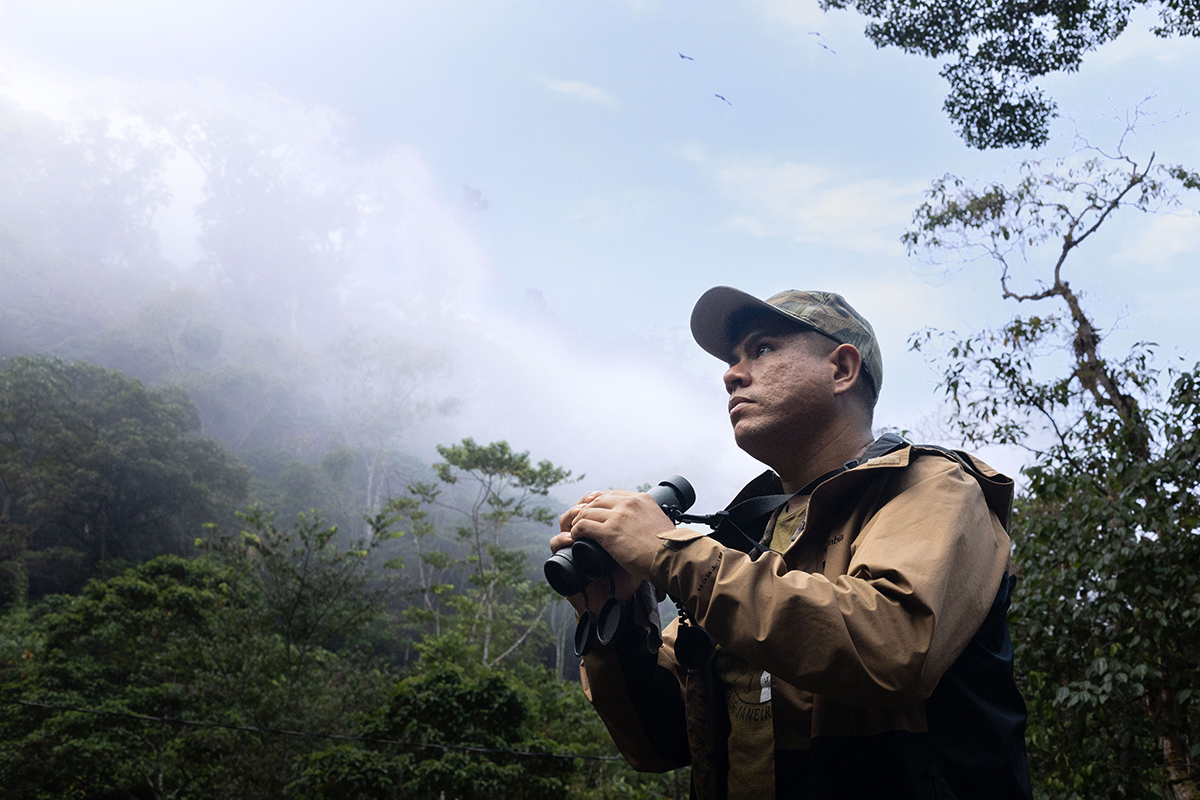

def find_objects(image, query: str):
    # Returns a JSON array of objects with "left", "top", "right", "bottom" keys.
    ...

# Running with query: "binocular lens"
[
  {"left": 544, "top": 550, "right": 585, "bottom": 597},
  {"left": 647, "top": 475, "right": 695, "bottom": 514}
]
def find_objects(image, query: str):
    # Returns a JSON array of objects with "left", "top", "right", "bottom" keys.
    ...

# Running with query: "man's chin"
[{"left": 732, "top": 425, "right": 776, "bottom": 463}]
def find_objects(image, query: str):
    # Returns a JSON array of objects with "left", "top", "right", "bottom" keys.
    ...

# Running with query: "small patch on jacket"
[
  {"left": 658, "top": 527, "right": 706, "bottom": 543},
  {"left": 825, "top": 533, "right": 844, "bottom": 548},
  {"left": 660, "top": 527, "right": 706, "bottom": 551}
]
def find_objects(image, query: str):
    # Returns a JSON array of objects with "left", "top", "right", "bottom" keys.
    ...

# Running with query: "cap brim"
[{"left": 690, "top": 286, "right": 808, "bottom": 362}]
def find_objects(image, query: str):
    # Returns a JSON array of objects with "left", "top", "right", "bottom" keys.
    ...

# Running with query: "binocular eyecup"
[{"left": 544, "top": 475, "right": 695, "bottom": 597}]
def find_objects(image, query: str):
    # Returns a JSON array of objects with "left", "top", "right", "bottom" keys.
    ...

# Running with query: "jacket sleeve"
[
  {"left": 650, "top": 456, "right": 1012, "bottom": 708},
  {"left": 579, "top": 599, "right": 692, "bottom": 772}
]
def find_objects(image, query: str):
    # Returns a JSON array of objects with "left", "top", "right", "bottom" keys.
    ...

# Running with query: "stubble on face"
[{"left": 724, "top": 325, "right": 840, "bottom": 469}]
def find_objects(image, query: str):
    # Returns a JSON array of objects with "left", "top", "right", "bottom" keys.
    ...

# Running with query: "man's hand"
[
  {"left": 568, "top": 490, "right": 676, "bottom": 583},
  {"left": 550, "top": 490, "right": 673, "bottom": 615},
  {"left": 552, "top": 492, "right": 625, "bottom": 616}
]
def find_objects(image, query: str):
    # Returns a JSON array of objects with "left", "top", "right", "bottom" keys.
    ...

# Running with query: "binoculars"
[
  {"left": 544, "top": 476, "right": 696, "bottom": 656},
  {"left": 544, "top": 475, "right": 696, "bottom": 597}
]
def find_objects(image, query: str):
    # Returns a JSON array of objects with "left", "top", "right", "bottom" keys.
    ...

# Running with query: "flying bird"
[
  {"left": 462, "top": 184, "right": 489, "bottom": 212},
  {"left": 679, "top": 52, "right": 694, "bottom": 60},
  {"left": 714, "top": 94, "right": 731, "bottom": 105},
  {"left": 807, "top": 31, "right": 836, "bottom": 54}
]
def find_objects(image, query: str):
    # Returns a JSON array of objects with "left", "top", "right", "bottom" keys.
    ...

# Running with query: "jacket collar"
[{"left": 726, "top": 443, "right": 915, "bottom": 510}]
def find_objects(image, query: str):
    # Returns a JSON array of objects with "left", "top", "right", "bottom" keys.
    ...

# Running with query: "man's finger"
[
  {"left": 549, "top": 531, "right": 575, "bottom": 553},
  {"left": 570, "top": 513, "right": 609, "bottom": 542},
  {"left": 559, "top": 492, "right": 605, "bottom": 531}
]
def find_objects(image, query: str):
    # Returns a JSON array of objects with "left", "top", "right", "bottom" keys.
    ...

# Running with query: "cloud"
[
  {"left": 1085, "top": 8, "right": 1200, "bottom": 68},
  {"left": 437, "top": 298, "right": 759, "bottom": 506},
  {"left": 0, "top": 56, "right": 107, "bottom": 119},
  {"left": 539, "top": 78, "right": 618, "bottom": 110},
  {"left": 1113, "top": 212, "right": 1200, "bottom": 267},
  {"left": 0, "top": 69, "right": 492, "bottom": 330},
  {"left": 706, "top": 157, "right": 925, "bottom": 255}
]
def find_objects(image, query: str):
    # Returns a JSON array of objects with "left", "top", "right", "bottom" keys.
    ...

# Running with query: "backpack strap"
[{"left": 695, "top": 433, "right": 912, "bottom": 553}]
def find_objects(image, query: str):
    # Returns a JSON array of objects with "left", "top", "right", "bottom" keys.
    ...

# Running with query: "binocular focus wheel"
[{"left": 574, "top": 612, "right": 597, "bottom": 658}]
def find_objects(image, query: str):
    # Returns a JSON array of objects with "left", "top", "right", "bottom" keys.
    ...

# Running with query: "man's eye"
[{"left": 755, "top": 342, "right": 774, "bottom": 357}]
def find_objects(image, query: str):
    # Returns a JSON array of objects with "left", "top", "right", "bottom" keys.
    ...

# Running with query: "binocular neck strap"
[{"left": 680, "top": 464, "right": 843, "bottom": 548}]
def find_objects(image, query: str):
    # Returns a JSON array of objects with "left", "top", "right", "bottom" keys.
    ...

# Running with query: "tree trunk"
[
  {"left": 364, "top": 455, "right": 376, "bottom": 537},
  {"left": 1162, "top": 730, "right": 1199, "bottom": 800}
]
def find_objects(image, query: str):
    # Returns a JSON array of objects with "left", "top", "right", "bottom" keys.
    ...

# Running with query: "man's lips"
[{"left": 728, "top": 396, "right": 752, "bottom": 415}]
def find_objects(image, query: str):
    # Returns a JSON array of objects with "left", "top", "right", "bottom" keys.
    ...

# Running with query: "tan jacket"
[{"left": 580, "top": 444, "right": 1029, "bottom": 799}]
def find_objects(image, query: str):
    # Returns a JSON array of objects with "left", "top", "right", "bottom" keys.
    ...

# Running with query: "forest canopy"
[{"left": 0, "top": 356, "right": 248, "bottom": 604}]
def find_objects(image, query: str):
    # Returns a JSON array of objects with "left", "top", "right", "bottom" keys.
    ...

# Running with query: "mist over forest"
[
  {"left": 1, "top": 81, "right": 705, "bottom": 796},
  {"left": 0, "top": 79, "right": 743, "bottom": 511},
  {"left": 0, "top": 69, "right": 740, "bottom": 714}
]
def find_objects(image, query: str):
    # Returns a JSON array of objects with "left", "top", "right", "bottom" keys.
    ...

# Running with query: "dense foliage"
[
  {"left": 0, "top": 356, "right": 248, "bottom": 605},
  {"left": 0, "top": 420, "right": 691, "bottom": 798},
  {"left": 292, "top": 665, "right": 594, "bottom": 799},
  {"left": 0, "top": 554, "right": 389, "bottom": 800}
]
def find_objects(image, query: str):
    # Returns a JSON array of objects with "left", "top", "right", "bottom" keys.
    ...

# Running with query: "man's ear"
[{"left": 829, "top": 343, "right": 863, "bottom": 397}]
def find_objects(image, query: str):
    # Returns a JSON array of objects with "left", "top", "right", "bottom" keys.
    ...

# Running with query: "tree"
[
  {"left": 199, "top": 505, "right": 398, "bottom": 691},
  {"left": 821, "top": 0, "right": 1200, "bottom": 148},
  {"left": 94, "top": 288, "right": 227, "bottom": 386},
  {"left": 0, "top": 356, "right": 248, "bottom": 606},
  {"left": 288, "top": 664, "right": 579, "bottom": 800},
  {"left": 402, "top": 439, "right": 575, "bottom": 668},
  {"left": 381, "top": 488, "right": 455, "bottom": 663},
  {"left": 906, "top": 143, "right": 1200, "bottom": 797},
  {"left": 181, "top": 331, "right": 325, "bottom": 453}
]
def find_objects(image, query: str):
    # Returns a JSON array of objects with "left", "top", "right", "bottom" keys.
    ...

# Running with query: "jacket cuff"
[{"left": 649, "top": 530, "right": 726, "bottom": 618}]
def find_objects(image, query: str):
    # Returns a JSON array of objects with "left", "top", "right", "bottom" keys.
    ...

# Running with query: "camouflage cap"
[{"left": 690, "top": 286, "right": 883, "bottom": 399}]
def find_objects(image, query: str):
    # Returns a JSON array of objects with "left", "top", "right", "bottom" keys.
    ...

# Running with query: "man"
[{"left": 550, "top": 287, "right": 1032, "bottom": 800}]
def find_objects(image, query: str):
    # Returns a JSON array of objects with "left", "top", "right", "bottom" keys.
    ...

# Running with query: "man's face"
[{"left": 723, "top": 320, "right": 840, "bottom": 465}]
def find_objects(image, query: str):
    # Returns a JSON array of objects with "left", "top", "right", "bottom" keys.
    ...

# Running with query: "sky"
[{"left": 1, "top": 0, "right": 1198, "bottom": 511}]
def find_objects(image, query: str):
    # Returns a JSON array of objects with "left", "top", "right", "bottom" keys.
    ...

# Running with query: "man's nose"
[{"left": 724, "top": 361, "right": 748, "bottom": 393}]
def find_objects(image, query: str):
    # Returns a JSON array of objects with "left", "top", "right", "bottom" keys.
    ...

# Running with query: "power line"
[{"left": 2, "top": 698, "right": 623, "bottom": 763}]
